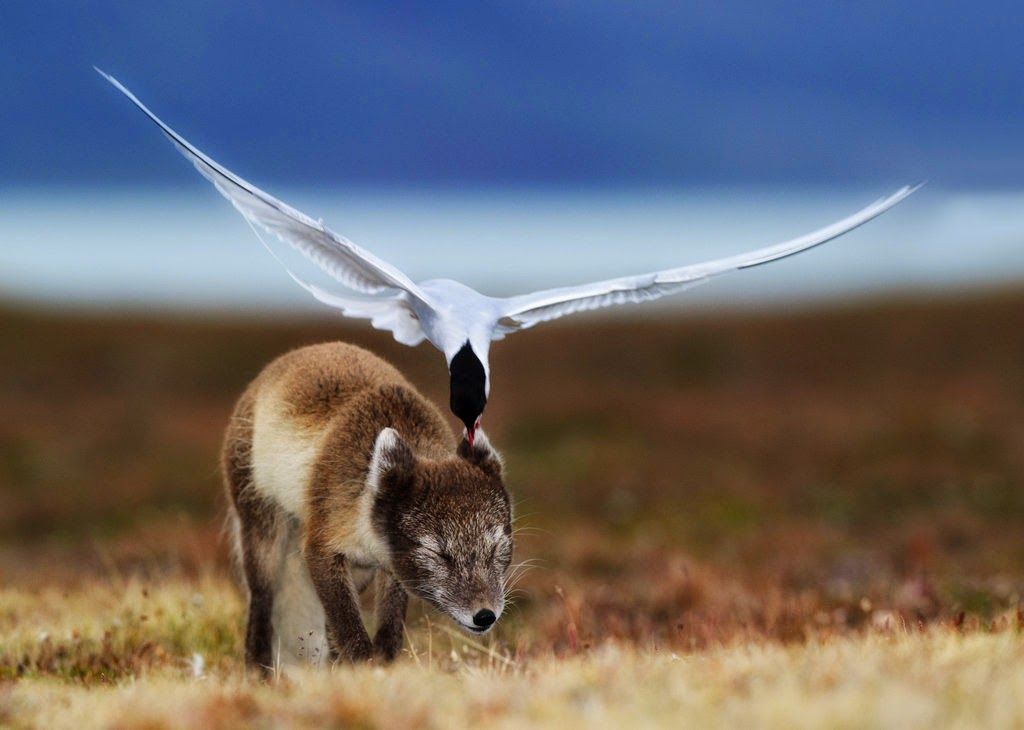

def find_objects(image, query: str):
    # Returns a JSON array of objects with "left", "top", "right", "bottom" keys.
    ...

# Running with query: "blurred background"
[
  {"left": 3, "top": 2, "right": 1024, "bottom": 668},
  {"left": 2, "top": 2, "right": 1024, "bottom": 309}
]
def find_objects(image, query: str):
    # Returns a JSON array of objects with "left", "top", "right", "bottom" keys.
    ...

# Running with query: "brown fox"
[{"left": 222, "top": 342, "right": 512, "bottom": 672}]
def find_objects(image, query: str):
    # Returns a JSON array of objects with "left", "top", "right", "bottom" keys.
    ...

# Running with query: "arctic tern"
[{"left": 97, "top": 69, "right": 918, "bottom": 442}]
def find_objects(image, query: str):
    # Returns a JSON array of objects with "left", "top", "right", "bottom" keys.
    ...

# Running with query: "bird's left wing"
[
  {"left": 498, "top": 186, "right": 919, "bottom": 330},
  {"left": 95, "top": 69, "right": 430, "bottom": 305}
]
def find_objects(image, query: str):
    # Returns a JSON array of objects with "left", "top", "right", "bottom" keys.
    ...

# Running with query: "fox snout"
[
  {"left": 473, "top": 609, "right": 496, "bottom": 629},
  {"left": 450, "top": 601, "right": 503, "bottom": 634}
]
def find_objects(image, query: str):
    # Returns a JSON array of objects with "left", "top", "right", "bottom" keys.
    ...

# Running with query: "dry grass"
[
  {"left": 4, "top": 291, "right": 1024, "bottom": 726},
  {"left": 5, "top": 607, "right": 1024, "bottom": 729}
]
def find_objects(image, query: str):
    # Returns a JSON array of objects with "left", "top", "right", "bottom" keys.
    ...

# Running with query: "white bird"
[{"left": 97, "top": 69, "right": 919, "bottom": 442}]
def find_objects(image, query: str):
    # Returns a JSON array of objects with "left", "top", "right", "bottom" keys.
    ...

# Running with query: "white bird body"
[
  {"left": 97, "top": 69, "right": 919, "bottom": 436},
  {"left": 413, "top": 279, "right": 498, "bottom": 374}
]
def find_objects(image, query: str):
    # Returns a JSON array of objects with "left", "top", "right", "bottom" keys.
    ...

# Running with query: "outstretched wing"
[
  {"left": 498, "top": 186, "right": 919, "bottom": 330},
  {"left": 97, "top": 69, "right": 433, "bottom": 344}
]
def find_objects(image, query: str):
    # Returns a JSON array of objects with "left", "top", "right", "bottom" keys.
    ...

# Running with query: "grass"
[
  {"left": 5, "top": 601, "right": 1024, "bottom": 729},
  {"left": 4, "top": 291, "right": 1024, "bottom": 726}
]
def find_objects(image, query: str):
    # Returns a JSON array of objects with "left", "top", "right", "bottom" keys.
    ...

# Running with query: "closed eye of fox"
[{"left": 221, "top": 342, "right": 513, "bottom": 673}]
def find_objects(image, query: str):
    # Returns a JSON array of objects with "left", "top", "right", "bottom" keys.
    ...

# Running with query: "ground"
[{"left": 3, "top": 291, "right": 1024, "bottom": 727}]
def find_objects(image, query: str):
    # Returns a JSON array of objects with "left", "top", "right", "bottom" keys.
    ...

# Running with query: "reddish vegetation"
[{"left": 3, "top": 291, "right": 1024, "bottom": 668}]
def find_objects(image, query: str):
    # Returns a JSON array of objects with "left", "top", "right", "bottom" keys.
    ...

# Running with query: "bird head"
[{"left": 450, "top": 341, "right": 486, "bottom": 441}]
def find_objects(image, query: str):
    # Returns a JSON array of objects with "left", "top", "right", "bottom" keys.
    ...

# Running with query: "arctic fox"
[{"left": 222, "top": 343, "right": 512, "bottom": 672}]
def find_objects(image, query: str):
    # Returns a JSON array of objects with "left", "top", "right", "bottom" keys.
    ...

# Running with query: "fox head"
[{"left": 367, "top": 427, "right": 512, "bottom": 633}]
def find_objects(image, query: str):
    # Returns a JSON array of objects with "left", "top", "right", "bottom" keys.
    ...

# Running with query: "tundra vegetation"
[{"left": 3, "top": 292, "right": 1024, "bottom": 728}]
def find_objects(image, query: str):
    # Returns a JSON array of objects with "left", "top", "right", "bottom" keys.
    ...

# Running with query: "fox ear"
[
  {"left": 367, "top": 428, "right": 414, "bottom": 495},
  {"left": 457, "top": 428, "right": 503, "bottom": 478}
]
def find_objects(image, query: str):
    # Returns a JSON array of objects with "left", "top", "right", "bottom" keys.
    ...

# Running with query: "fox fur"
[{"left": 222, "top": 342, "right": 512, "bottom": 672}]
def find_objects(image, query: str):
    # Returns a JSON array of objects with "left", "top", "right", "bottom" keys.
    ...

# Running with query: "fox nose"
[{"left": 473, "top": 609, "right": 496, "bottom": 628}]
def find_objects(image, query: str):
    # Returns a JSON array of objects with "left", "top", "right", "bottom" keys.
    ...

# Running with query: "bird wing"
[
  {"left": 96, "top": 69, "right": 434, "bottom": 329},
  {"left": 498, "top": 186, "right": 919, "bottom": 330},
  {"left": 285, "top": 273, "right": 426, "bottom": 346}
]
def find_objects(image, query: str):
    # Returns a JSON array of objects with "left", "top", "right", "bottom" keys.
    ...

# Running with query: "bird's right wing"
[
  {"left": 97, "top": 69, "right": 435, "bottom": 345},
  {"left": 498, "top": 185, "right": 919, "bottom": 330}
]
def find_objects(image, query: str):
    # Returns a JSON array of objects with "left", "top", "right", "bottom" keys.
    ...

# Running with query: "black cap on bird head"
[{"left": 449, "top": 341, "right": 486, "bottom": 444}]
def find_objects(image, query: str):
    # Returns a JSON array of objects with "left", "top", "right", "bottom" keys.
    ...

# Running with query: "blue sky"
[{"left": 1, "top": 2, "right": 1022, "bottom": 187}]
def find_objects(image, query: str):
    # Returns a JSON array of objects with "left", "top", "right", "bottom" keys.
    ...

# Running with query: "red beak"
[{"left": 467, "top": 419, "right": 480, "bottom": 446}]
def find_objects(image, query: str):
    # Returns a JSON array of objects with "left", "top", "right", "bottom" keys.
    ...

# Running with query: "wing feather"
[
  {"left": 96, "top": 69, "right": 428, "bottom": 303},
  {"left": 285, "top": 272, "right": 426, "bottom": 346},
  {"left": 500, "top": 185, "right": 919, "bottom": 329}
]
